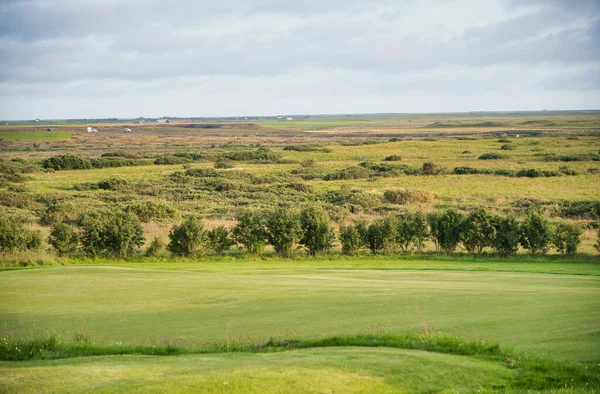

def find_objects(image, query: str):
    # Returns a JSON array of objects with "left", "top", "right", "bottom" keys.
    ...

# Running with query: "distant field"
[{"left": 0, "top": 131, "right": 72, "bottom": 141}]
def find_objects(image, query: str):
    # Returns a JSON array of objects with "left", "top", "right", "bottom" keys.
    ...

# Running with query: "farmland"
[{"left": 1, "top": 111, "right": 600, "bottom": 392}]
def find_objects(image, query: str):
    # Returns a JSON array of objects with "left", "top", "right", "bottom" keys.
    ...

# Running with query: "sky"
[{"left": 0, "top": 0, "right": 599, "bottom": 120}]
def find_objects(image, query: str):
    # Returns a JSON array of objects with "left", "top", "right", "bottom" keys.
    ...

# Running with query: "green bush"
[
  {"left": 492, "top": 215, "right": 521, "bottom": 256},
  {"left": 500, "top": 144, "right": 514, "bottom": 150},
  {"left": 80, "top": 209, "right": 145, "bottom": 257},
  {"left": 324, "top": 166, "right": 372, "bottom": 181},
  {"left": 299, "top": 206, "right": 334, "bottom": 255},
  {"left": 348, "top": 191, "right": 382, "bottom": 209},
  {"left": 478, "top": 153, "right": 506, "bottom": 160},
  {"left": 422, "top": 162, "right": 442, "bottom": 175},
  {"left": 48, "top": 222, "right": 79, "bottom": 256},
  {"left": 384, "top": 155, "right": 402, "bottom": 161},
  {"left": 395, "top": 212, "right": 429, "bottom": 252},
  {"left": 154, "top": 155, "right": 191, "bottom": 165},
  {"left": 265, "top": 207, "right": 301, "bottom": 257},
  {"left": 232, "top": 211, "right": 267, "bottom": 254},
  {"left": 520, "top": 210, "right": 551, "bottom": 255},
  {"left": 125, "top": 201, "right": 178, "bottom": 223},
  {"left": 460, "top": 209, "right": 497, "bottom": 254},
  {"left": 552, "top": 223, "right": 582, "bottom": 255},
  {"left": 0, "top": 215, "right": 42, "bottom": 253},
  {"left": 206, "top": 226, "right": 234, "bottom": 254},
  {"left": 383, "top": 190, "right": 435, "bottom": 205},
  {"left": 91, "top": 157, "right": 148, "bottom": 168},
  {"left": 214, "top": 158, "right": 235, "bottom": 169},
  {"left": 339, "top": 224, "right": 364, "bottom": 254},
  {"left": 42, "top": 155, "right": 93, "bottom": 171},
  {"left": 428, "top": 210, "right": 463, "bottom": 253},
  {"left": 146, "top": 236, "right": 166, "bottom": 257},
  {"left": 363, "top": 218, "right": 395, "bottom": 253},
  {"left": 167, "top": 216, "right": 206, "bottom": 257}
]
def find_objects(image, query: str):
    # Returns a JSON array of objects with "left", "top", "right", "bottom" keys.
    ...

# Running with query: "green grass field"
[{"left": 1, "top": 259, "right": 599, "bottom": 392}]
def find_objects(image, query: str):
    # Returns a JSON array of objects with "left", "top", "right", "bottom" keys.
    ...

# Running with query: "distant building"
[{"left": 123, "top": 128, "right": 132, "bottom": 133}]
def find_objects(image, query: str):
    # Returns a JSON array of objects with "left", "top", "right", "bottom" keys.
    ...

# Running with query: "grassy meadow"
[{"left": 1, "top": 111, "right": 599, "bottom": 392}]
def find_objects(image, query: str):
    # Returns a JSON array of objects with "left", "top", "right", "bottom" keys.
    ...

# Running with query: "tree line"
[{"left": 0, "top": 207, "right": 597, "bottom": 259}]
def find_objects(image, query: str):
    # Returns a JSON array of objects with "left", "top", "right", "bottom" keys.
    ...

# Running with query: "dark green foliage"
[
  {"left": 0, "top": 215, "right": 42, "bottom": 253},
  {"left": 595, "top": 230, "right": 600, "bottom": 253},
  {"left": 497, "top": 138, "right": 512, "bottom": 143},
  {"left": 422, "top": 162, "right": 442, "bottom": 175},
  {"left": 555, "top": 201, "right": 600, "bottom": 220},
  {"left": 515, "top": 169, "right": 560, "bottom": 178},
  {"left": 383, "top": 190, "right": 435, "bottom": 205},
  {"left": 154, "top": 155, "right": 191, "bottom": 165},
  {"left": 283, "top": 145, "right": 330, "bottom": 152},
  {"left": 125, "top": 201, "right": 178, "bottom": 222},
  {"left": 395, "top": 212, "right": 429, "bottom": 252},
  {"left": 299, "top": 206, "right": 334, "bottom": 255},
  {"left": 48, "top": 222, "right": 79, "bottom": 255},
  {"left": 323, "top": 166, "right": 372, "bottom": 180},
  {"left": 491, "top": 215, "right": 521, "bottom": 256},
  {"left": 339, "top": 224, "right": 364, "bottom": 254},
  {"left": 460, "top": 209, "right": 497, "bottom": 254},
  {"left": 97, "top": 178, "right": 131, "bottom": 191},
  {"left": 80, "top": 209, "right": 145, "bottom": 258},
  {"left": 90, "top": 157, "right": 148, "bottom": 168},
  {"left": 265, "top": 207, "right": 301, "bottom": 256},
  {"left": 543, "top": 153, "right": 600, "bottom": 162},
  {"left": 223, "top": 147, "right": 283, "bottom": 163},
  {"left": 478, "top": 153, "right": 506, "bottom": 160},
  {"left": 42, "top": 155, "right": 93, "bottom": 171},
  {"left": 383, "top": 155, "right": 402, "bottom": 161},
  {"left": 145, "top": 236, "right": 165, "bottom": 257},
  {"left": 500, "top": 144, "right": 514, "bottom": 150},
  {"left": 167, "top": 216, "right": 206, "bottom": 257},
  {"left": 214, "top": 158, "right": 235, "bottom": 169},
  {"left": 232, "top": 211, "right": 267, "bottom": 254},
  {"left": 552, "top": 223, "right": 582, "bottom": 255},
  {"left": 363, "top": 218, "right": 395, "bottom": 253},
  {"left": 428, "top": 210, "right": 463, "bottom": 253},
  {"left": 206, "top": 226, "right": 234, "bottom": 254},
  {"left": 520, "top": 210, "right": 551, "bottom": 255}
]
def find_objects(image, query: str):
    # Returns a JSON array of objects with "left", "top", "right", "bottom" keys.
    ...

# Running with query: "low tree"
[
  {"left": 80, "top": 209, "right": 145, "bottom": 258},
  {"left": 168, "top": 216, "right": 206, "bottom": 257},
  {"left": 339, "top": 224, "right": 364, "bottom": 254},
  {"left": 429, "top": 210, "right": 463, "bottom": 253},
  {"left": 520, "top": 209, "right": 551, "bottom": 255},
  {"left": 48, "top": 222, "right": 79, "bottom": 256},
  {"left": 364, "top": 219, "right": 395, "bottom": 254},
  {"left": 491, "top": 214, "right": 521, "bottom": 256},
  {"left": 411, "top": 211, "right": 430, "bottom": 252},
  {"left": 395, "top": 212, "right": 429, "bottom": 252},
  {"left": 232, "top": 211, "right": 267, "bottom": 254},
  {"left": 299, "top": 206, "right": 334, "bottom": 255},
  {"left": 265, "top": 207, "right": 301, "bottom": 257},
  {"left": 460, "top": 209, "right": 497, "bottom": 254},
  {"left": 206, "top": 226, "right": 234, "bottom": 254},
  {"left": 552, "top": 223, "right": 582, "bottom": 255}
]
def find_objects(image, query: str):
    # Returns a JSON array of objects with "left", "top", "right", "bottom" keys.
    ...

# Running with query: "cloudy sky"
[{"left": 0, "top": 0, "right": 598, "bottom": 119}]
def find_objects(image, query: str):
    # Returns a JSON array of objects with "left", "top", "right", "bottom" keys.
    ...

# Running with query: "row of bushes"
[{"left": 3, "top": 207, "right": 598, "bottom": 259}]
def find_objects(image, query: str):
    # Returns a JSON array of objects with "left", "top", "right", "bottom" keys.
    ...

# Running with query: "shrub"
[
  {"left": 497, "top": 138, "right": 512, "bottom": 143},
  {"left": 428, "top": 210, "right": 463, "bottom": 253},
  {"left": 323, "top": 166, "right": 372, "bottom": 181},
  {"left": 384, "top": 155, "right": 402, "bottom": 161},
  {"left": 339, "top": 224, "right": 364, "bottom": 254},
  {"left": 515, "top": 169, "right": 560, "bottom": 178},
  {"left": 154, "top": 155, "right": 191, "bottom": 165},
  {"left": 223, "top": 147, "right": 283, "bottom": 163},
  {"left": 491, "top": 215, "right": 521, "bottom": 256},
  {"left": 0, "top": 215, "right": 42, "bottom": 253},
  {"left": 126, "top": 201, "right": 178, "bottom": 223},
  {"left": 232, "top": 211, "right": 267, "bottom": 254},
  {"left": 167, "top": 216, "right": 206, "bottom": 257},
  {"left": 206, "top": 226, "right": 234, "bottom": 254},
  {"left": 552, "top": 223, "right": 582, "bottom": 255},
  {"left": 98, "top": 178, "right": 131, "bottom": 191},
  {"left": 395, "top": 212, "right": 429, "bottom": 252},
  {"left": 48, "top": 222, "right": 79, "bottom": 256},
  {"left": 265, "top": 207, "right": 301, "bottom": 257},
  {"left": 500, "top": 144, "right": 514, "bottom": 150},
  {"left": 383, "top": 190, "right": 435, "bottom": 205},
  {"left": 422, "top": 162, "right": 442, "bottom": 175},
  {"left": 214, "top": 158, "right": 235, "bottom": 169},
  {"left": 80, "top": 209, "right": 145, "bottom": 257},
  {"left": 460, "top": 209, "right": 497, "bottom": 254},
  {"left": 42, "top": 155, "right": 93, "bottom": 171},
  {"left": 363, "top": 218, "right": 395, "bottom": 253},
  {"left": 520, "top": 209, "right": 551, "bottom": 255},
  {"left": 146, "top": 236, "right": 166, "bottom": 257},
  {"left": 91, "top": 157, "right": 148, "bottom": 168},
  {"left": 348, "top": 191, "right": 382, "bottom": 209},
  {"left": 478, "top": 153, "right": 505, "bottom": 160},
  {"left": 299, "top": 206, "right": 334, "bottom": 255},
  {"left": 595, "top": 231, "right": 600, "bottom": 253}
]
